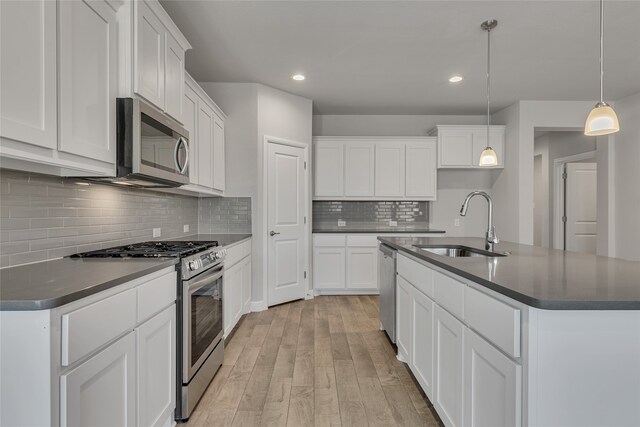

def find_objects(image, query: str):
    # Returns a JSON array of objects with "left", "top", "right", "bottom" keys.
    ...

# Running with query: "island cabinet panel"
[
  {"left": 464, "top": 285, "right": 521, "bottom": 358},
  {"left": 463, "top": 328, "right": 522, "bottom": 427},
  {"left": 396, "top": 276, "right": 413, "bottom": 363},
  {"left": 60, "top": 332, "right": 136, "bottom": 427},
  {"left": 398, "top": 253, "right": 434, "bottom": 299},
  {"left": 434, "top": 305, "right": 464, "bottom": 427},
  {"left": 410, "top": 287, "right": 435, "bottom": 400},
  {"left": 433, "top": 270, "right": 465, "bottom": 320}
]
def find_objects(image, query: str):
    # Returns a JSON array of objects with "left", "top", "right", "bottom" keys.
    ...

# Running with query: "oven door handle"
[{"left": 186, "top": 264, "right": 224, "bottom": 292}]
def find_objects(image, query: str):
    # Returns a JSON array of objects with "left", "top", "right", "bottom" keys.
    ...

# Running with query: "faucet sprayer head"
[{"left": 460, "top": 203, "right": 468, "bottom": 216}]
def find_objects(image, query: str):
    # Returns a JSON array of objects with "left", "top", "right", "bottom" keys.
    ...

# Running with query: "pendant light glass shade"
[
  {"left": 585, "top": 103, "right": 620, "bottom": 136},
  {"left": 479, "top": 147, "right": 498, "bottom": 166},
  {"left": 584, "top": 0, "right": 620, "bottom": 136}
]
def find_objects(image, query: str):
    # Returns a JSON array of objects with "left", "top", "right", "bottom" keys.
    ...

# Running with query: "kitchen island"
[{"left": 378, "top": 236, "right": 640, "bottom": 427}]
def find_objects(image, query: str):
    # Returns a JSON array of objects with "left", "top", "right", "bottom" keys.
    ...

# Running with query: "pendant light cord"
[
  {"left": 599, "top": 0, "right": 604, "bottom": 103},
  {"left": 486, "top": 25, "right": 491, "bottom": 146}
]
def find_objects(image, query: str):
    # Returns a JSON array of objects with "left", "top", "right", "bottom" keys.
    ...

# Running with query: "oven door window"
[
  {"left": 191, "top": 277, "right": 222, "bottom": 366},
  {"left": 140, "top": 112, "right": 188, "bottom": 174}
]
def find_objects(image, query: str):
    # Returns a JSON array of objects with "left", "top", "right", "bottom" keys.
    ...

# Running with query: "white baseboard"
[
  {"left": 314, "top": 289, "right": 380, "bottom": 296},
  {"left": 250, "top": 300, "right": 268, "bottom": 312}
]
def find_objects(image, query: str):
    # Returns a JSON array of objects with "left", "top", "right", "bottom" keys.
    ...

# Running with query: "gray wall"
[{"left": 0, "top": 169, "right": 198, "bottom": 267}]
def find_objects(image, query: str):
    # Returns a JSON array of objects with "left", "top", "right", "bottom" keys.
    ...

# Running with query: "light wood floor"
[{"left": 186, "top": 296, "right": 441, "bottom": 427}]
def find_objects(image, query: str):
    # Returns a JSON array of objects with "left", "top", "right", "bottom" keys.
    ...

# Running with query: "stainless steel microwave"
[{"left": 91, "top": 98, "right": 190, "bottom": 187}]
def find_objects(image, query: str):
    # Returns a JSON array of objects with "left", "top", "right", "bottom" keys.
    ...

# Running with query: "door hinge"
[
  {"left": 304, "top": 216, "right": 307, "bottom": 224},
  {"left": 562, "top": 215, "right": 567, "bottom": 223},
  {"left": 562, "top": 172, "right": 567, "bottom": 180},
  {"left": 304, "top": 161, "right": 307, "bottom": 170},
  {"left": 304, "top": 271, "right": 307, "bottom": 279}
]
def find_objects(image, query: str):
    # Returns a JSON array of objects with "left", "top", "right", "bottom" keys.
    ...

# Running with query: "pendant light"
[
  {"left": 479, "top": 20, "right": 498, "bottom": 167},
  {"left": 584, "top": 0, "right": 619, "bottom": 136}
]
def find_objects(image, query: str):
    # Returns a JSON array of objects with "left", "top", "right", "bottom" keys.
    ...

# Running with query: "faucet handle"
[{"left": 487, "top": 226, "right": 499, "bottom": 244}]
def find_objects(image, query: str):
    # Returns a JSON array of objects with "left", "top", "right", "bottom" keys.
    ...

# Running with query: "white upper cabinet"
[
  {"left": 313, "top": 137, "right": 437, "bottom": 201},
  {"left": 344, "top": 142, "right": 375, "bottom": 197},
  {"left": 58, "top": 0, "right": 118, "bottom": 164},
  {"left": 129, "top": 0, "right": 191, "bottom": 123},
  {"left": 375, "top": 142, "right": 405, "bottom": 197},
  {"left": 0, "top": 0, "right": 57, "bottom": 149},
  {"left": 406, "top": 141, "right": 437, "bottom": 199},
  {"left": 183, "top": 80, "right": 199, "bottom": 186},
  {"left": 431, "top": 125, "right": 505, "bottom": 169},
  {"left": 197, "top": 101, "right": 215, "bottom": 189},
  {"left": 314, "top": 140, "right": 345, "bottom": 197},
  {"left": 0, "top": 0, "right": 117, "bottom": 176},
  {"left": 135, "top": 0, "right": 165, "bottom": 109},
  {"left": 212, "top": 116, "right": 226, "bottom": 192},
  {"left": 164, "top": 32, "right": 185, "bottom": 123}
]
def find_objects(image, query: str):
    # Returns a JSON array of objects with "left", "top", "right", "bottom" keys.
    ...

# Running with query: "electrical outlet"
[
  {"left": 153, "top": 228, "right": 161, "bottom": 238},
  {"left": 389, "top": 220, "right": 398, "bottom": 227},
  {"left": 183, "top": 224, "right": 190, "bottom": 233},
  {"left": 338, "top": 220, "right": 346, "bottom": 227},
  {"left": 454, "top": 218, "right": 461, "bottom": 227}
]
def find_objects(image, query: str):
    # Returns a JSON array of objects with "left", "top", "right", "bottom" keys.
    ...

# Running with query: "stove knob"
[{"left": 188, "top": 260, "right": 198, "bottom": 271}]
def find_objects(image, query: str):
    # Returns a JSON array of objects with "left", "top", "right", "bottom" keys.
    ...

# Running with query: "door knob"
[{"left": 270, "top": 231, "right": 280, "bottom": 236}]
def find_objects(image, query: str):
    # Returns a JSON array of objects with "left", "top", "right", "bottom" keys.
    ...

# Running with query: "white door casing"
[
  {"left": 565, "top": 162, "right": 597, "bottom": 254},
  {"left": 267, "top": 140, "right": 308, "bottom": 306}
]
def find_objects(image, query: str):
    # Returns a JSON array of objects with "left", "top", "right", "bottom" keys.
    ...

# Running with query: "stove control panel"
[{"left": 182, "top": 247, "right": 226, "bottom": 279}]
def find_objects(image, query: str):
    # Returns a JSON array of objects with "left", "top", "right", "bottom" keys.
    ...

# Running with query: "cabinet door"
[
  {"left": 463, "top": 328, "right": 521, "bottom": 427},
  {"left": 314, "top": 141, "right": 344, "bottom": 197},
  {"left": 312, "top": 247, "right": 346, "bottom": 289},
  {"left": 344, "top": 142, "right": 375, "bottom": 197},
  {"left": 58, "top": 0, "right": 117, "bottom": 164},
  {"left": 406, "top": 141, "right": 437, "bottom": 199},
  {"left": 197, "top": 101, "right": 215, "bottom": 189},
  {"left": 434, "top": 306, "right": 464, "bottom": 427},
  {"left": 375, "top": 143, "right": 405, "bottom": 197},
  {"left": 212, "top": 115, "right": 225, "bottom": 192},
  {"left": 472, "top": 127, "right": 505, "bottom": 167},
  {"left": 242, "top": 256, "right": 252, "bottom": 314},
  {"left": 60, "top": 332, "right": 136, "bottom": 427},
  {"left": 0, "top": 0, "right": 57, "bottom": 148},
  {"left": 164, "top": 33, "right": 184, "bottom": 123},
  {"left": 439, "top": 130, "right": 473, "bottom": 167},
  {"left": 223, "top": 263, "right": 243, "bottom": 337},
  {"left": 183, "top": 81, "right": 199, "bottom": 185},
  {"left": 411, "top": 288, "right": 435, "bottom": 400},
  {"left": 135, "top": 0, "right": 165, "bottom": 109},
  {"left": 396, "top": 276, "right": 412, "bottom": 363},
  {"left": 346, "top": 247, "right": 378, "bottom": 289},
  {"left": 137, "top": 305, "right": 176, "bottom": 427}
]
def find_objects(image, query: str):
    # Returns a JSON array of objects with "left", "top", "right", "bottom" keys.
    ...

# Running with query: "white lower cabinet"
[
  {"left": 223, "top": 239, "right": 252, "bottom": 337},
  {"left": 60, "top": 332, "right": 136, "bottom": 427},
  {"left": 410, "top": 287, "right": 435, "bottom": 399},
  {"left": 463, "top": 328, "right": 522, "bottom": 427},
  {"left": 136, "top": 305, "right": 176, "bottom": 427},
  {"left": 434, "top": 306, "right": 464, "bottom": 427},
  {"left": 313, "top": 246, "right": 346, "bottom": 290},
  {"left": 395, "top": 276, "right": 412, "bottom": 362},
  {"left": 346, "top": 246, "right": 378, "bottom": 289}
]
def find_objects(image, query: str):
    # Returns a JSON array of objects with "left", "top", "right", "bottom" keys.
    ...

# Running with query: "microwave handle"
[{"left": 174, "top": 137, "right": 189, "bottom": 174}]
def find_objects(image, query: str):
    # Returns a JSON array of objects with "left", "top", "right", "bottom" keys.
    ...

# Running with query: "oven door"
[{"left": 183, "top": 264, "right": 224, "bottom": 381}]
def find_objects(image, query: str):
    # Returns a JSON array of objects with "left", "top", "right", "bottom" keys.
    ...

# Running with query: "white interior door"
[
  {"left": 267, "top": 142, "right": 307, "bottom": 306},
  {"left": 565, "top": 162, "right": 597, "bottom": 254}
]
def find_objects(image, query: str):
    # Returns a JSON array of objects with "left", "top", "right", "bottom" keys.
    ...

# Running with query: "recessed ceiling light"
[
  {"left": 292, "top": 74, "right": 306, "bottom": 81},
  {"left": 449, "top": 75, "right": 464, "bottom": 83}
]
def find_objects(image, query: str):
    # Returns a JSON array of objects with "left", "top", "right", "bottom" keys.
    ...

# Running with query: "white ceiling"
[{"left": 160, "top": 1, "right": 640, "bottom": 115}]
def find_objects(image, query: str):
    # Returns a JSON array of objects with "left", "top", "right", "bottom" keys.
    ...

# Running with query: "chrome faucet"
[{"left": 460, "top": 191, "right": 499, "bottom": 252}]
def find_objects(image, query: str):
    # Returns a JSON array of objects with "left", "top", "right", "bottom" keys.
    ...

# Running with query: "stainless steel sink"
[{"left": 413, "top": 245, "right": 508, "bottom": 258}]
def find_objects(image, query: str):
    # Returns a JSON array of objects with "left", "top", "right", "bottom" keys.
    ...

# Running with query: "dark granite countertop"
[
  {"left": 0, "top": 258, "right": 179, "bottom": 311},
  {"left": 178, "top": 233, "right": 251, "bottom": 247},
  {"left": 313, "top": 228, "right": 445, "bottom": 234},
  {"left": 379, "top": 236, "right": 640, "bottom": 310}
]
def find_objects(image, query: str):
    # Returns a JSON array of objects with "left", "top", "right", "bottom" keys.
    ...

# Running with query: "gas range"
[{"left": 72, "top": 240, "right": 226, "bottom": 280}]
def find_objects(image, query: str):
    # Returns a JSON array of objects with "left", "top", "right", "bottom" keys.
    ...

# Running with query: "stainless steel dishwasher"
[{"left": 379, "top": 244, "right": 397, "bottom": 343}]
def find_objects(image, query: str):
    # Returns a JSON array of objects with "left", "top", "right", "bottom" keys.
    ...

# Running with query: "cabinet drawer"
[
  {"left": 137, "top": 272, "right": 176, "bottom": 323},
  {"left": 433, "top": 271, "right": 464, "bottom": 320},
  {"left": 313, "top": 235, "right": 346, "bottom": 247},
  {"left": 225, "top": 242, "right": 244, "bottom": 267},
  {"left": 397, "top": 255, "right": 434, "bottom": 299},
  {"left": 242, "top": 239, "right": 252, "bottom": 257},
  {"left": 346, "top": 235, "right": 378, "bottom": 247},
  {"left": 62, "top": 288, "right": 136, "bottom": 366},
  {"left": 464, "top": 286, "right": 521, "bottom": 358}
]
